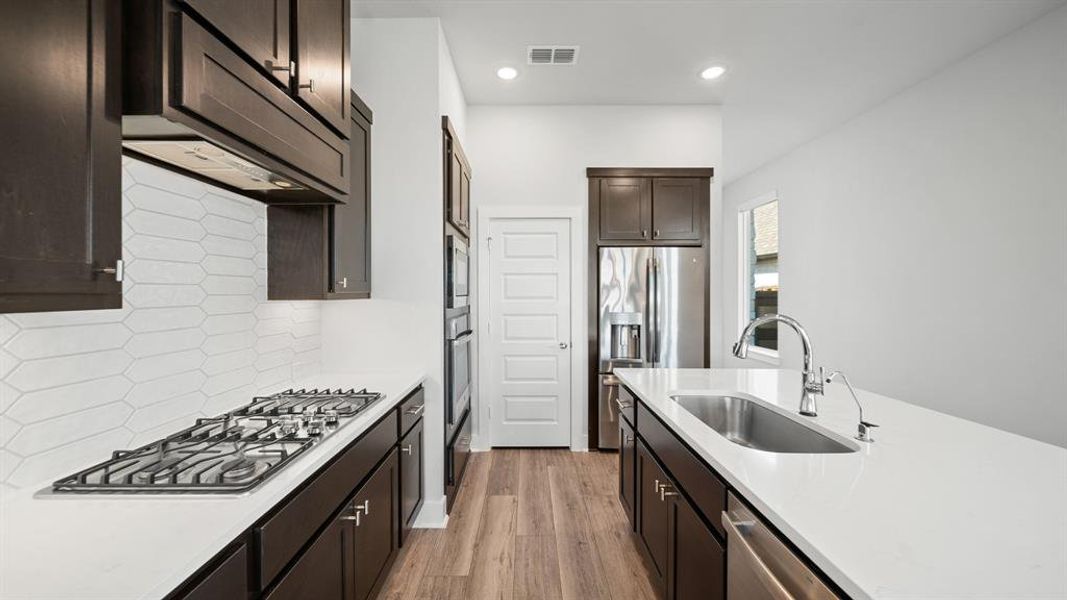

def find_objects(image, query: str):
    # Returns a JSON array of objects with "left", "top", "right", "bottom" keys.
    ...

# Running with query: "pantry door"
[{"left": 486, "top": 217, "right": 572, "bottom": 447}]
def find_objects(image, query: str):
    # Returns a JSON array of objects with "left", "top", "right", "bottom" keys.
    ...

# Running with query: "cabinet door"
[
  {"left": 352, "top": 450, "right": 399, "bottom": 600},
  {"left": 599, "top": 178, "right": 652, "bottom": 241},
  {"left": 182, "top": 0, "right": 291, "bottom": 85},
  {"left": 294, "top": 0, "right": 349, "bottom": 135},
  {"left": 667, "top": 492, "right": 725, "bottom": 600},
  {"left": 651, "top": 178, "right": 702, "bottom": 242},
  {"left": 399, "top": 419, "right": 424, "bottom": 544},
  {"left": 637, "top": 439, "right": 670, "bottom": 590},
  {"left": 619, "top": 417, "right": 636, "bottom": 529},
  {"left": 330, "top": 109, "right": 371, "bottom": 298},
  {"left": 0, "top": 0, "right": 122, "bottom": 314},
  {"left": 264, "top": 517, "right": 353, "bottom": 600}
]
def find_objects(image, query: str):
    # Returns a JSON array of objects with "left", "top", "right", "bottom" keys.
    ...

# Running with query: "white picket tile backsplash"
[{"left": 0, "top": 159, "right": 323, "bottom": 491}]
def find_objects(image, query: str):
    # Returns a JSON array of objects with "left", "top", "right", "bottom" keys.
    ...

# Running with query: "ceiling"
[{"left": 353, "top": 0, "right": 1064, "bottom": 180}]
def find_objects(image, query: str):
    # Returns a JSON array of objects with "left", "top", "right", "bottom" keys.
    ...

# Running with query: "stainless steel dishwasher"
[{"left": 722, "top": 493, "right": 840, "bottom": 600}]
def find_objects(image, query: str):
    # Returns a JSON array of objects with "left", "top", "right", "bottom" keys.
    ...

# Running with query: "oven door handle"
[{"left": 451, "top": 330, "right": 474, "bottom": 344}]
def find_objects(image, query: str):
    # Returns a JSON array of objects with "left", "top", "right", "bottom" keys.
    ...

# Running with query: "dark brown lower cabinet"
[
  {"left": 177, "top": 544, "right": 249, "bottom": 600},
  {"left": 352, "top": 450, "right": 399, "bottom": 600},
  {"left": 264, "top": 517, "right": 353, "bottom": 600},
  {"left": 637, "top": 439, "right": 670, "bottom": 592},
  {"left": 667, "top": 492, "right": 725, "bottom": 600},
  {"left": 399, "top": 419, "right": 424, "bottom": 545},
  {"left": 619, "top": 416, "right": 636, "bottom": 528}
]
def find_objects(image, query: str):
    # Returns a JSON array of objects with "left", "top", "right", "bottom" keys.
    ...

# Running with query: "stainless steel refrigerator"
[{"left": 598, "top": 246, "right": 706, "bottom": 448}]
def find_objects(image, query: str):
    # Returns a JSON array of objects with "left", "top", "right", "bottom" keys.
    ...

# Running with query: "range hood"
[
  {"left": 122, "top": 140, "right": 304, "bottom": 191},
  {"left": 121, "top": 1, "right": 349, "bottom": 204}
]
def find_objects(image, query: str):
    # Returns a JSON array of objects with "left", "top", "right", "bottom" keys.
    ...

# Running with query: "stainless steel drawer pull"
[
  {"left": 614, "top": 398, "right": 632, "bottom": 412},
  {"left": 405, "top": 404, "right": 425, "bottom": 417}
]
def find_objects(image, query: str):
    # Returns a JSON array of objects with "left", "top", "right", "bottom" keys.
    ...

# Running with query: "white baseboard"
[{"left": 412, "top": 495, "right": 448, "bottom": 528}]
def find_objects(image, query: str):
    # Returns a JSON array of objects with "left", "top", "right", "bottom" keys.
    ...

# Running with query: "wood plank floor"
[{"left": 378, "top": 449, "right": 658, "bottom": 600}]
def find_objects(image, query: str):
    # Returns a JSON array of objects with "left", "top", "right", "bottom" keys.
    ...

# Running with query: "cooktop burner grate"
[{"left": 52, "top": 388, "right": 384, "bottom": 494}]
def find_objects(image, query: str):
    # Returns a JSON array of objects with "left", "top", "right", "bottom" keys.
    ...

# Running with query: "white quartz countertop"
[
  {"left": 0, "top": 369, "right": 425, "bottom": 600},
  {"left": 614, "top": 368, "right": 1067, "bottom": 600}
]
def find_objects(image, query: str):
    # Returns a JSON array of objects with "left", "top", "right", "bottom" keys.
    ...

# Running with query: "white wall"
[
  {"left": 322, "top": 18, "right": 465, "bottom": 525},
  {"left": 721, "top": 6, "right": 1067, "bottom": 447},
  {"left": 466, "top": 105, "right": 723, "bottom": 447}
]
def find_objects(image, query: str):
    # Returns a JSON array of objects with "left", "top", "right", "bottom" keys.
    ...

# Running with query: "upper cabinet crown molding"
[{"left": 587, "top": 167, "right": 714, "bottom": 179}]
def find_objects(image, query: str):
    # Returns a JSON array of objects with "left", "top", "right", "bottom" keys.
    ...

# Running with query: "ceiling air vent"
[{"left": 527, "top": 45, "right": 580, "bottom": 65}]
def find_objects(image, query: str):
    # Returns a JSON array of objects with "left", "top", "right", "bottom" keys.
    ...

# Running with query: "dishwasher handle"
[{"left": 722, "top": 512, "right": 796, "bottom": 600}]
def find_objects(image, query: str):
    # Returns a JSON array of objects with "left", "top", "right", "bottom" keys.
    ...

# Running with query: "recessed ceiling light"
[
  {"left": 701, "top": 66, "right": 726, "bottom": 81},
  {"left": 496, "top": 66, "right": 518, "bottom": 80}
]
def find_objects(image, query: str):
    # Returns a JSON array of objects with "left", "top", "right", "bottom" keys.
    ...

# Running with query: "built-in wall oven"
[
  {"left": 446, "top": 234, "right": 469, "bottom": 308},
  {"left": 446, "top": 311, "right": 472, "bottom": 429}
]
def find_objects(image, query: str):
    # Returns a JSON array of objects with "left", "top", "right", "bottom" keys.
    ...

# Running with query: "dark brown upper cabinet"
[
  {"left": 652, "top": 178, "right": 702, "bottom": 242},
  {"left": 123, "top": 0, "right": 350, "bottom": 204},
  {"left": 294, "top": 0, "right": 350, "bottom": 137},
  {"left": 0, "top": 0, "right": 123, "bottom": 314},
  {"left": 268, "top": 91, "right": 372, "bottom": 300},
  {"left": 181, "top": 0, "right": 291, "bottom": 86},
  {"left": 598, "top": 177, "right": 652, "bottom": 240},
  {"left": 588, "top": 168, "right": 713, "bottom": 247},
  {"left": 443, "top": 116, "right": 471, "bottom": 238},
  {"left": 329, "top": 98, "right": 372, "bottom": 298}
]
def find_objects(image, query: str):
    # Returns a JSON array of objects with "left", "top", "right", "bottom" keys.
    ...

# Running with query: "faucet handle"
[{"left": 857, "top": 420, "right": 879, "bottom": 443}]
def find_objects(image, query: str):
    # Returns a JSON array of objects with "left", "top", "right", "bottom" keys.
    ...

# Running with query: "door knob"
[{"left": 559, "top": 342, "right": 569, "bottom": 349}]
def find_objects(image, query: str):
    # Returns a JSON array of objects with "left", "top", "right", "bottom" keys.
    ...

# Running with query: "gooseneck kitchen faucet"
[{"left": 733, "top": 313, "right": 824, "bottom": 416}]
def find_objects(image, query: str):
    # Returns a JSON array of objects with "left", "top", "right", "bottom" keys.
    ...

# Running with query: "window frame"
[{"left": 736, "top": 191, "right": 780, "bottom": 365}]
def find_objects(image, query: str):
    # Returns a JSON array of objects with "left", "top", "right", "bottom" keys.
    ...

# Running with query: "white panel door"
[{"left": 488, "top": 218, "right": 571, "bottom": 446}]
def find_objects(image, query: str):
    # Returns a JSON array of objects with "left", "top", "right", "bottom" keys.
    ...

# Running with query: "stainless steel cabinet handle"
[
  {"left": 660, "top": 484, "right": 678, "bottom": 501},
  {"left": 653, "top": 479, "right": 661, "bottom": 493},
  {"left": 299, "top": 79, "right": 315, "bottom": 93},
  {"left": 266, "top": 60, "right": 295, "bottom": 77},
  {"left": 614, "top": 397, "right": 632, "bottom": 412},
  {"left": 405, "top": 404, "right": 425, "bottom": 417},
  {"left": 642, "top": 229, "right": 648, "bottom": 238},
  {"left": 401, "top": 444, "right": 413, "bottom": 455},
  {"left": 338, "top": 277, "right": 348, "bottom": 289},
  {"left": 654, "top": 229, "right": 661, "bottom": 238},
  {"left": 94, "top": 259, "right": 124, "bottom": 282},
  {"left": 722, "top": 512, "right": 796, "bottom": 600}
]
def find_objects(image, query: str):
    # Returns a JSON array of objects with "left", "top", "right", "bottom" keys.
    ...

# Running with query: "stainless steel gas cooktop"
[{"left": 51, "top": 388, "right": 383, "bottom": 494}]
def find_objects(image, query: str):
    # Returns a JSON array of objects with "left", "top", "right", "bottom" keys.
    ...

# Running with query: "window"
[{"left": 738, "top": 194, "right": 779, "bottom": 359}]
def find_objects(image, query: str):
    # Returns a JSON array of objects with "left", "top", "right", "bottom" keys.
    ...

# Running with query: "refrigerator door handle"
[{"left": 645, "top": 257, "right": 654, "bottom": 366}]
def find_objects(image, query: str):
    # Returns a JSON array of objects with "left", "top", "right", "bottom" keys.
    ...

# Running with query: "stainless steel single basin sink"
[{"left": 671, "top": 394, "right": 856, "bottom": 454}]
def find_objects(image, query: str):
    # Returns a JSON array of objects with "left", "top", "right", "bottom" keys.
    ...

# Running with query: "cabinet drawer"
[
  {"left": 175, "top": 13, "right": 349, "bottom": 194},
  {"left": 637, "top": 403, "right": 727, "bottom": 539},
  {"left": 618, "top": 386, "right": 637, "bottom": 426},
  {"left": 398, "top": 387, "right": 425, "bottom": 438},
  {"left": 256, "top": 411, "right": 398, "bottom": 589}
]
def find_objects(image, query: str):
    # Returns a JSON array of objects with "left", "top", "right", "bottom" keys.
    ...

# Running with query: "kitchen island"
[{"left": 614, "top": 367, "right": 1067, "bottom": 600}]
